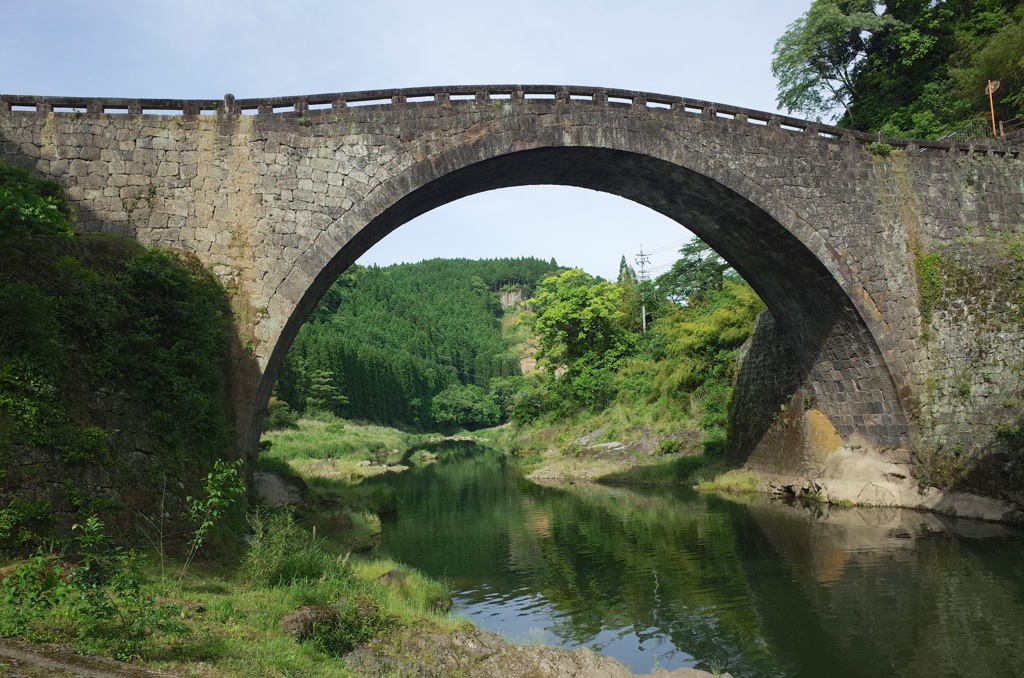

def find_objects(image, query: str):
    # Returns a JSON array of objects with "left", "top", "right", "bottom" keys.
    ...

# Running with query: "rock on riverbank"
[{"left": 347, "top": 627, "right": 730, "bottom": 678}]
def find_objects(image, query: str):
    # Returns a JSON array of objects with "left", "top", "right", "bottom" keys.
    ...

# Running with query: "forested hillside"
[
  {"left": 272, "top": 238, "right": 766, "bottom": 459},
  {"left": 773, "top": 0, "right": 1023, "bottom": 138},
  {"left": 273, "top": 257, "right": 561, "bottom": 429}
]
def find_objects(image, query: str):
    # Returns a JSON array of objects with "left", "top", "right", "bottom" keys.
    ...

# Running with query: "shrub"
[
  {"left": 263, "top": 396, "right": 299, "bottom": 431},
  {"left": 306, "top": 595, "right": 396, "bottom": 656},
  {"left": 869, "top": 141, "right": 894, "bottom": 156},
  {"left": 656, "top": 439, "right": 684, "bottom": 455}
]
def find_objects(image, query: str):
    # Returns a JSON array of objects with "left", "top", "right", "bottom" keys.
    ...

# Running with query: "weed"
[
  {"left": 869, "top": 141, "right": 894, "bottom": 156},
  {"left": 242, "top": 510, "right": 349, "bottom": 587},
  {"left": 915, "top": 250, "right": 944, "bottom": 329},
  {"left": 957, "top": 377, "right": 972, "bottom": 397},
  {"left": 0, "top": 516, "right": 187, "bottom": 659},
  {"left": 306, "top": 595, "right": 396, "bottom": 655},
  {"left": 656, "top": 439, "right": 683, "bottom": 455},
  {"left": 121, "top": 182, "right": 156, "bottom": 223}
]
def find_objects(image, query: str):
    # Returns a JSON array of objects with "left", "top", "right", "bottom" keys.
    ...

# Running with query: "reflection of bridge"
[{"left": 2, "top": 85, "right": 1023, "bottom": 479}]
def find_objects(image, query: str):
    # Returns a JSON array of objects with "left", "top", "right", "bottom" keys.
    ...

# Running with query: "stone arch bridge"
[{"left": 2, "top": 85, "right": 1023, "bottom": 482}]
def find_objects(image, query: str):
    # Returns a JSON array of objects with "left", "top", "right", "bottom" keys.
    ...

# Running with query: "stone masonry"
[{"left": 1, "top": 86, "right": 1022, "bottom": 488}]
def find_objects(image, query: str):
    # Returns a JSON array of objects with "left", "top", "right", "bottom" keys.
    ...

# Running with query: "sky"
[{"left": 2, "top": 0, "right": 811, "bottom": 281}]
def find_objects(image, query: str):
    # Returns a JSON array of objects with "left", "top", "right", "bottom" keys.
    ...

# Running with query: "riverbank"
[{"left": 479, "top": 421, "right": 1024, "bottom": 524}]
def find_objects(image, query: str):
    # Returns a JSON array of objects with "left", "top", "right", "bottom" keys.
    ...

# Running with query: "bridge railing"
[{"left": 1, "top": 85, "right": 1019, "bottom": 156}]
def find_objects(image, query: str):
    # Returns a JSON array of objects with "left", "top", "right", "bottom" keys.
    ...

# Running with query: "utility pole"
[
  {"left": 986, "top": 80, "right": 1001, "bottom": 138},
  {"left": 635, "top": 246, "right": 651, "bottom": 333}
]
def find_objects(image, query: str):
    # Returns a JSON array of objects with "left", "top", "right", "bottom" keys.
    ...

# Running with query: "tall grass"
[{"left": 262, "top": 413, "right": 417, "bottom": 463}]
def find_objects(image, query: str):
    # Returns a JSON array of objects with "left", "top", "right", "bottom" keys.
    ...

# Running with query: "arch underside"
[{"left": 265, "top": 147, "right": 910, "bottom": 457}]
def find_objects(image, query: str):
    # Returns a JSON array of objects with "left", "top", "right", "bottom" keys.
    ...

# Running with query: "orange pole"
[{"left": 988, "top": 80, "right": 998, "bottom": 138}]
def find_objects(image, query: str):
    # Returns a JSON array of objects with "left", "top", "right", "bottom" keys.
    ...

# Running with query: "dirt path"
[{"left": 0, "top": 639, "right": 183, "bottom": 678}]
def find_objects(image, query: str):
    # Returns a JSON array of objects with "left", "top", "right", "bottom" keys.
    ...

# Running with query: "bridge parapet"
[{"left": 2, "top": 85, "right": 1020, "bottom": 156}]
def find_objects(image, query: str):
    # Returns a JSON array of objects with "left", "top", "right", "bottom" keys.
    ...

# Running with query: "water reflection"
[{"left": 372, "top": 443, "right": 1024, "bottom": 677}]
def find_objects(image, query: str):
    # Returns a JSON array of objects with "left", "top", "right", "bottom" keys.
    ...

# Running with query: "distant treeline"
[{"left": 272, "top": 257, "right": 562, "bottom": 429}]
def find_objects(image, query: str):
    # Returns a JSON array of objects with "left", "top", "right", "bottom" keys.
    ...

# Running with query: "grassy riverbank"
[
  {"left": 0, "top": 517, "right": 460, "bottom": 677},
  {"left": 477, "top": 402, "right": 731, "bottom": 487},
  {"left": 0, "top": 415, "right": 462, "bottom": 677}
]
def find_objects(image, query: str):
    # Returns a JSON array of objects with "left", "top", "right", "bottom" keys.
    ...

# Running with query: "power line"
[{"left": 643, "top": 237, "right": 691, "bottom": 256}]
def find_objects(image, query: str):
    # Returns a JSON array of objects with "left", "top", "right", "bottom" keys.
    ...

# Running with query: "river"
[{"left": 367, "top": 441, "right": 1024, "bottom": 677}]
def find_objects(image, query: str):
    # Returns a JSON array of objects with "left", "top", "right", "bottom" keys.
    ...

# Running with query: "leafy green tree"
[
  {"left": 772, "top": 0, "right": 900, "bottom": 123},
  {"left": 531, "top": 269, "right": 637, "bottom": 375},
  {"left": 775, "top": 0, "right": 1024, "bottom": 135},
  {"left": 431, "top": 384, "right": 501, "bottom": 429},
  {"left": 529, "top": 269, "right": 639, "bottom": 409},
  {"left": 649, "top": 281, "right": 765, "bottom": 398},
  {"left": 953, "top": 6, "right": 1024, "bottom": 118},
  {"left": 656, "top": 239, "right": 733, "bottom": 303}
]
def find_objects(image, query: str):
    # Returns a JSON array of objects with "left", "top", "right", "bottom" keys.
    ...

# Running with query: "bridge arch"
[{"left": 256, "top": 139, "right": 911, "bottom": 460}]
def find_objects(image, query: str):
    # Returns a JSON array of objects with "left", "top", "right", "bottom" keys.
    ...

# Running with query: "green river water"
[{"left": 368, "top": 442, "right": 1024, "bottom": 677}]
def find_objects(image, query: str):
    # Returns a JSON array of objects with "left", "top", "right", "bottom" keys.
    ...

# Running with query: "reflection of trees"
[
  {"left": 526, "top": 484, "right": 784, "bottom": 677},
  {"left": 374, "top": 442, "right": 526, "bottom": 582},
  {"left": 375, "top": 444, "right": 1024, "bottom": 678},
  {"left": 377, "top": 444, "right": 783, "bottom": 676}
]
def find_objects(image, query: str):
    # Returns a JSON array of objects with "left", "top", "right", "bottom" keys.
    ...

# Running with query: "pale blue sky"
[{"left": 2, "top": 0, "right": 810, "bottom": 279}]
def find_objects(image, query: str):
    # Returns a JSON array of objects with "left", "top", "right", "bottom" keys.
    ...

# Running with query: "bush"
[
  {"left": 306, "top": 595, "right": 396, "bottom": 656},
  {"left": 656, "top": 439, "right": 684, "bottom": 456},
  {"left": 263, "top": 397, "right": 299, "bottom": 431},
  {"left": 868, "top": 141, "right": 894, "bottom": 156},
  {"left": 0, "top": 164, "right": 73, "bottom": 255}
]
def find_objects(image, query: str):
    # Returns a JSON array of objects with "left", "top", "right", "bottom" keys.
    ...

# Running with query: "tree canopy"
[
  {"left": 772, "top": 0, "right": 899, "bottom": 123},
  {"left": 655, "top": 239, "right": 734, "bottom": 303},
  {"left": 773, "top": 0, "right": 1024, "bottom": 136}
]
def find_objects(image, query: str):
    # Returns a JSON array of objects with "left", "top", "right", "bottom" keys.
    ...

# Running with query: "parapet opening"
[{"left": 347, "top": 98, "right": 392, "bottom": 107}]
